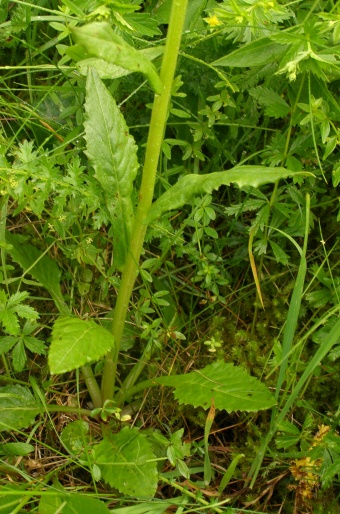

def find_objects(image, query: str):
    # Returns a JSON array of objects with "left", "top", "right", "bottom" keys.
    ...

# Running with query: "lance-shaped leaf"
[
  {"left": 156, "top": 360, "right": 276, "bottom": 412},
  {"left": 94, "top": 427, "right": 158, "bottom": 498},
  {"left": 84, "top": 69, "right": 139, "bottom": 268},
  {"left": 49, "top": 316, "right": 115, "bottom": 374},
  {"left": 145, "top": 166, "right": 311, "bottom": 224},
  {"left": 72, "top": 22, "right": 162, "bottom": 94},
  {"left": 213, "top": 37, "right": 287, "bottom": 67}
]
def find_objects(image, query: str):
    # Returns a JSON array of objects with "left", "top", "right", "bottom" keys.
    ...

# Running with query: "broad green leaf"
[
  {"left": 0, "top": 442, "right": 34, "bottom": 456},
  {"left": 76, "top": 46, "right": 164, "bottom": 80},
  {"left": 84, "top": 69, "right": 139, "bottom": 269},
  {"left": 5, "top": 232, "right": 68, "bottom": 315},
  {"left": 156, "top": 361, "right": 276, "bottom": 412},
  {"left": 213, "top": 38, "right": 287, "bottom": 67},
  {"left": 49, "top": 316, "right": 115, "bottom": 374},
  {"left": 0, "top": 336, "right": 17, "bottom": 355},
  {"left": 72, "top": 22, "right": 162, "bottom": 93},
  {"left": 0, "top": 385, "right": 40, "bottom": 432},
  {"left": 145, "top": 166, "right": 310, "bottom": 224},
  {"left": 94, "top": 427, "right": 158, "bottom": 497},
  {"left": 60, "top": 420, "right": 90, "bottom": 459}
]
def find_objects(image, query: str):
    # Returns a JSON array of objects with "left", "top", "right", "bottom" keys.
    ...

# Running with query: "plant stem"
[{"left": 101, "top": 0, "right": 189, "bottom": 403}]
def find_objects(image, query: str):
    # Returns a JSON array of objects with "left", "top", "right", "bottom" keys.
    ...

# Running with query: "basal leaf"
[
  {"left": 145, "top": 166, "right": 311, "bottom": 224},
  {"left": 156, "top": 361, "right": 276, "bottom": 412},
  {"left": 72, "top": 22, "right": 162, "bottom": 93},
  {"left": 49, "top": 316, "right": 114, "bottom": 374},
  {"left": 94, "top": 427, "right": 158, "bottom": 498},
  {"left": 5, "top": 232, "right": 68, "bottom": 315},
  {"left": 213, "top": 38, "right": 287, "bottom": 67},
  {"left": 0, "top": 442, "right": 34, "bottom": 456},
  {"left": 0, "top": 385, "right": 40, "bottom": 432},
  {"left": 84, "top": 69, "right": 139, "bottom": 269}
]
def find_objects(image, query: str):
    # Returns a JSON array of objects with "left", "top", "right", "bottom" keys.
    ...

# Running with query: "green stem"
[{"left": 101, "top": 0, "right": 189, "bottom": 403}]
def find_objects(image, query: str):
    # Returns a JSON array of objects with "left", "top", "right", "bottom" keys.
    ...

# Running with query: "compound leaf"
[
  {"left": 72, "top": 22, "right": 162, "bottom": 93},
  {"left": 49, "top": 316, "right": 114, "bottom": 374},
  {"left": 84, "top": 69, "right": 139, "bottom": 269},
  {"left": 94, "top": 427, "right": 158, "bottom": 498},
  {"left": 156, "top": 360, "right": 276, "bottom": 412},
  {"left": 0, "top": 385, "right": 40, "bottom": 432},
  {"left": 145, "top": 166, "right": 311, "bottom": 224}
]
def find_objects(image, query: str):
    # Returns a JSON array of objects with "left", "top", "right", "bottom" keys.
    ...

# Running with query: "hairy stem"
[{"left": 101, "top": 0, "right": 189, "bottom": 403}]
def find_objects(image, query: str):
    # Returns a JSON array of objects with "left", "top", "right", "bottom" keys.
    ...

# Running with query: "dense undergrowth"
[{"left": 0, "top": 0, "right": 339, "bottom": 512}]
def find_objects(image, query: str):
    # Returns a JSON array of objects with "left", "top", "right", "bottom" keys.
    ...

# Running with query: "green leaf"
[
  {"left": 60, "top": 420, "right": 90, "bottom": 459},
  {"left": 213, "top": 38, "right": 287, "bottom": 67},
  {"left": 84, "top": 69, "right": 139, "bottom": 269},
  {"left": 0, "top": 442, "right": 34, "bottom": 456},
  {"left": 94, "top": 427, "right": 158, "bottom": 498},
  {"left": 249, "top": 86, "right": 290, "bottom": 118},
  {"left": 39, "top": 491, "right": 110, "bottom": 514},
  {"left": 49, "top": 316, "right": 115, "bottom": 374},
  {"left": 0, "top": 385, "right": 40, "bottom": 432},
  {"left": 145, "top": 166, "right": 311, "bottom": 224},
  {"left": 156, "top": 361, "right": 276, "bottom": 412},
  {"left": 76, "top": 47, "right": 164, "bottom": 80},
  {"left": 12, "top": 340, "right": 26, "bottom": 372},
  {"left": 269, "top": 240, "right": 290, "bottom": 265},
  {"left": 5, "top": 232, "right": 67, "bottom": 315},
  {"left": 72, "top": 22, "right": 162, "bottom": 94},
  {"left": 0, "top": 336, "right": 18, "bottom": 355}
]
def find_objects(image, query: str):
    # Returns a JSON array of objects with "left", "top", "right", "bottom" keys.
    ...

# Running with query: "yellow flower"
[{"left": 204, "top": 15, "right": 222, "bottom": 28}]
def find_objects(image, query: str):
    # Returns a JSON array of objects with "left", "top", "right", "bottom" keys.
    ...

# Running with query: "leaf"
[
  {"left": 269, "top": 240, "right": 290, "bottom": 265},
  {"left": 12, "top": 340, "right": 26, "bottom": 372},
  {"left": 60, "top": 420, "right": 90, "bottom": 459},
  {"left": 145, "top": 166, "right": 311, "bottom": 224},
  {"left": 39, "top": 492, "right": 110, "bottom": 514},
  {"left": 249, "top": 86, "right": 290, "bottom": 118},
  {"left": 0, "top": 385, "right": 40, "bottom": 432},
  {"left": 49, "top": 316, "right": 115, "bottom": 374},
  {"left": 213, "top": 38, "right": 287, "bottom": 67},
  {"left": 0, "top": 442, "right": 34, "bottom": 456},
  {"left": 0, "top": 336, "right": 18, "bottom": 355},
  {"left": 84, "top": 69, "right": 139, "bottom": 269},
  {"left": 76, "top": 47, "right": 164, "bottom": 80},
  {"left": 72, "top": 22, "right": 162, "bottom": 94},
  {"left": 5, "top": 232, "right": 67, "bottom": 315},
  {"left": 156, "top": 361, "right": 276, "bottom": 412},
  {"left": 94, "top": 427, "right": 158, "bottom": 498}
]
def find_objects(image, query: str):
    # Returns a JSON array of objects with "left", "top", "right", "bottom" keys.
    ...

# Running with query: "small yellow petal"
[{"left": 204, "top": 15, "right": 222, "bottom": 28}]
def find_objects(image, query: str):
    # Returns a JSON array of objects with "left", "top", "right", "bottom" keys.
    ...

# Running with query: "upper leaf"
[
  {"left": 156, "top": 360, "right": 276, "bottom": 412},
  {"left": 72, "top": 22, "right": 162, "bottom": 94},
  {"left": 49, "top": 316, "right": 114, "bottom": 374},
  {"left": 84, "top": 69, "right": 139, "bottom": 269},
  {"left": 145, "top": 166, "right": 311, "bottom": 224},
  {"left": 94, "top": 427, "right": 158, "bottom": 498},
  {"left": 213, "top": 38, "right": 287, "bottom": 67},
  {"left": 0, "top": 385, "right": 40, "bottom": 432}
]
